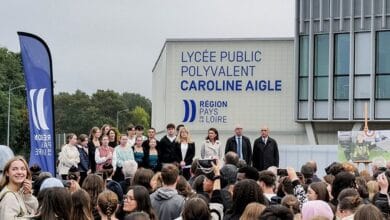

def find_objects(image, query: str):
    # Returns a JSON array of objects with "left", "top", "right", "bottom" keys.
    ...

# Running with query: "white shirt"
[
  {"left": 181, "top": 143, "right": 188, "bottom": 160},
  {"left": 168, "top": 135, "right": 176, "bottom": 142},
  {"left": 264, "top": 193, "right": 276, "bottom": 201},
  {"left": 127, "top": 136, "right": 136, "bottom": 147}
]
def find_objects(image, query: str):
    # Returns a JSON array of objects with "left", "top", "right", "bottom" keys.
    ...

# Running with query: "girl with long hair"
[
  {"left": 101, "top": 124, "right": 111, "bottom": 136},
  {"left": 108, "top": 128, "right": 120, "bottom": 148},
  {"left": 77, "top": 134, "right": 90, "bottom": 185},
  {"left": 88, "top": 127, "right": 102, "bottom": 173},
  {"left": 82, "top": 174, "right": 105, "bottom": 220},
  {"left": 36, "top": 187, "right": 72, "bottom": 220},
  {"left": 97, "top": 190, "right": 119, "bottom": 220},
  {"left": 71, "top": 189, "right": 93, "bottom": 220},
  {"left": 0, "top": 156, "right": 38, "bottom": 219},
  {"left": 58, "top": 133, "right": 80, "bottom": 180},
  {"left": 175, "top": 127, "right": 195, "bottom": 180},
  {"left": 122, "top": 185, "right": 156, "bottom": 220},
  {"left": 95, "top": 134, "right": 114, "bottom": 173}
]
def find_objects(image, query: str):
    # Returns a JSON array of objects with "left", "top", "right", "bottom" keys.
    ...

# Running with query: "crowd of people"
[{"left": 0, "top": 123, "right": 389, "bottom": 219}]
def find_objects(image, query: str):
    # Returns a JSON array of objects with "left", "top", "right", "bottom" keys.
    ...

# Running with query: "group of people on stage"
[{"left": 57, "top": 123, "right": 280, "bottom": 183}]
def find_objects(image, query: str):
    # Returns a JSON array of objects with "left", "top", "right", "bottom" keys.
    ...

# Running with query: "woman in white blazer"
[
  {"left": 201, "top": 128, "right": 222, "bottom": 160},
  {"left": 58, "top": 133, "right": 80, "bottom": 180}
]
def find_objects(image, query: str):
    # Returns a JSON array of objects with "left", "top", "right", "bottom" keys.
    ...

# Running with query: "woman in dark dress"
[
  {"left": 107, "top": 128, "right": 119, "bottom": 148},
  {"left": 144, "top": 138, "right": 161, "bottom": 172},
  {"left": 87, "top": 127, "right": 101, "bottom": 173},
  {"left": 174, "top": 126, "right": 195, "bottom": 180}
]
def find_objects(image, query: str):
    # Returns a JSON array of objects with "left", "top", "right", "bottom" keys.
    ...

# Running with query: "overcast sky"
[{"left": 0, "top": 0, "right": 294, "bottom": 98}]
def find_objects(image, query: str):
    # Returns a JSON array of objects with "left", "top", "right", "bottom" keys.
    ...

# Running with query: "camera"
[
  {"left": 277, "top": 168, "right": 288, "bottom": 176},
  {"left": 277, "top": 168, "right": 301, "bottom": 177},
  {"left": 197, "top": 159, "right": 217, "bottom": 174},
  {"left": 198, "top": 159, "right": 217, "bottom": 168}
]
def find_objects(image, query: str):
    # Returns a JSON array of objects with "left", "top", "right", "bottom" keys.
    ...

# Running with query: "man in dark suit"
[
  {"left": 252, "top": 126, "right": 279, "bottom": 171},
  {"left": 159, "top": 123, "right": 177, "bottom": 164},
  {"left": 225, "top": 124, "right": 252, "bottom": 166}
]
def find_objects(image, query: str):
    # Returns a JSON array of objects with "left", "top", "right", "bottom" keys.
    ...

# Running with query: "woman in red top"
[{"left": 95, "top": 135, "right": 114, "bottom": 173}]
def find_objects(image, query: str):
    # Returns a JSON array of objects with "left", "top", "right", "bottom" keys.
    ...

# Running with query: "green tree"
[
  {"left": 129, "top": 106, "right": 150, "bottom": 129},
  {"left": 54, "top": 90, "right": 151, "bottom": 137},
  {"left": 122, "top": 92, "right": 152, "bottom": 115},
  {"left": 0, "top": 47, "right": 28, "bottom": 156}
]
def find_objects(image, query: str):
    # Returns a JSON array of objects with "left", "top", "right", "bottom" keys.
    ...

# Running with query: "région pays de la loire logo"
[
  {"left": 182, "top": 99, "right": 196, "bottom": 123},
  {"left": 29, "top": 88, "right": 49, "bottom": 130}
]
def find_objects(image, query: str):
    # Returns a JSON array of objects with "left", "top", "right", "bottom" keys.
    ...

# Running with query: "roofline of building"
[{"left": 152, "top": 37, "right": 294, "bottom": 72}]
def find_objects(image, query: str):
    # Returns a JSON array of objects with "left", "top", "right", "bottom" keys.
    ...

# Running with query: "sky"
[{"left": 0, "top": 0, "right": 294, "bottom": 98}]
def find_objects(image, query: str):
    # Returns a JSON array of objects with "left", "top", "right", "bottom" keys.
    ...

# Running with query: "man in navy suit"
[
  {"left": 225, "top": 124, "right": 252, "bottom": 166},
  {"left": 252, "top": 126, "right": 279, "bottom": 171}
]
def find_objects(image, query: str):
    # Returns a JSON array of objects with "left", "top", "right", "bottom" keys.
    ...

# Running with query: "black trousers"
[{"left": 113, "top": 167, "right": 124, "bottom": 182}]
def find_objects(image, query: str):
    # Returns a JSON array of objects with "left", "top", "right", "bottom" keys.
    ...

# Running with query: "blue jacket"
[{"left": 77, "top": 146, "right": 89, "bottom": 172}]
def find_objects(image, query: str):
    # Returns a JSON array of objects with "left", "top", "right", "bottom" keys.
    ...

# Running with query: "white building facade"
[{"left": 152, "top": 39, "right": 312, "bottom": 152}]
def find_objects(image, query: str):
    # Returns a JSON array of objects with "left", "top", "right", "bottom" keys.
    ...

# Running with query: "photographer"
[
  {"left": 373, "top": 172, "right": 390, "bottom": 217},
  {"left": 199, "top": 159, "right": 224, "bottom": 220},
  {"left": 286, "top": 167, "right": 307, "bottom": 208}
]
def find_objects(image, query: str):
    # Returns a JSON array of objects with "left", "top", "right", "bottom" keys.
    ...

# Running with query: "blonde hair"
[
  {"left": 240, "top": 202, "right": 266, "bottom": 220},
  {"left": 89, "top": 127, "right": 101, "bottom": 140},
  {"left": 150, "top": 172, "right": 163, "bottom": 191},
  {"left": 0, "top": 156, "right": 31, "bottom": 190},
  {"left": 175, "top": 127, "right": 193, "bottom": 143},
  {"left": 97, "top": 190, "right": 118, "bottom": 220}
]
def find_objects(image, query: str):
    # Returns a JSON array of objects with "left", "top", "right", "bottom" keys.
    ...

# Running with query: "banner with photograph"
[{"left": 338, "top": 130, "right": 390, "bottom": 162}]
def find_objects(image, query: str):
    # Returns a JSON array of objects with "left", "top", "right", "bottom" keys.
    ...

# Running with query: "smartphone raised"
[
  {"left": 277, "top": 168, "right": 288, "bottom": 176},
  {"left": 197, "top": 159, "right": 217, "bottom": 168}
]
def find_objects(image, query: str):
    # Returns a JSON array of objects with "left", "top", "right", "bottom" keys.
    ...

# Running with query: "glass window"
[
  {"left": 315, "top": 34, "right": 329, "bottom": 76},
  {"left": 299, "top": 78, "right": 308, "bottom": 100},
  {"left": 342, "top": 0, "right": 351, "bottom": 17},
  {"left": 334, "top": 76, "right": 349, "bottom": 99},
  {"left": 299, "top": 36, "right": 309, "bottom": 103},
  {"left": 298, "top": 101, "right": 308, "bottom": 119},
  {"left": 354, "top": 100, "right": 367, "bottom": 119},
  {"left": 314, "top": 101, "right": 328, "bottom": 119},
  {"left": 334, "top": 101, "right": 349, "bottom": 119},
  {"left": 335, "top": 34, "right": 350, "bottom": 75},
  {"left": 376, "top": 75, "right": 390, "bottom": 99},
  {"left": 354, "top": 76, "right": 370, "bottom": 99},
  {"left": 314, "top": 77, "right": 329, "bottom": 100},
  {"left": 299, "top": 36, "right": 309, "bottom": 76},
  {"left": 355, "top": 33, "right": 371, "bottom": 75},
  {"left": 375, "top": 100, "right": 390, "bottom": 119},
  {"left": 377, "top": 31, "right": 390, "bottom": 74}
]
